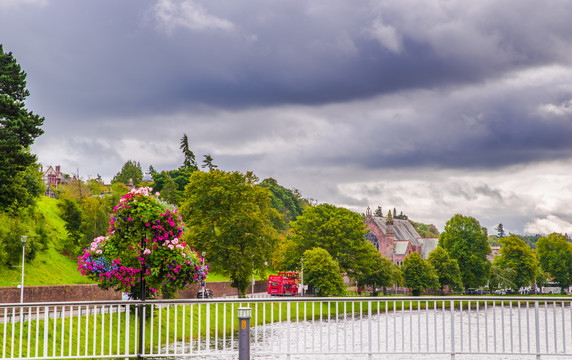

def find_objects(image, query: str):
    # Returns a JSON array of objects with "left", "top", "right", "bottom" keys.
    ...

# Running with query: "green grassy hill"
[{"left": 0, "top": 197, "right": 96, "bottom": 287}]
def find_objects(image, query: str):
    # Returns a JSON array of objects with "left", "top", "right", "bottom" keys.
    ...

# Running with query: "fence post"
[
  {"left": 535, "top": 301, "right": 541, "bottom": 360},
  {"left": 450, "top": 300, "right": 455, "bottom": 360},
  {"left": 238, "top": 307, "right": 252, "bottom": 360}
]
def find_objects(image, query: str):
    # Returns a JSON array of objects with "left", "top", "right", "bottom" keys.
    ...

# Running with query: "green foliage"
[
  {"left": 439, "top": 214, "right": 491, "bottom": 290},
  {"left": 286, "top": 203, "right": 369, "bottom": 278},
  {"left": 57, "top": 197, "right": 84, "bottom": 255},
  {"left": 181, "top": 170, "right": 279, "bottom": 297},
  {"left": 0, "top": 196, "right": 98, "bottom": 286},
  {"left": 536, "top": 233, "right": 572, "bottom": 292},
  {"left": 111, "top": 160, "right": 143, "bottom": 187},
  {"left": 201, "top": 153, "right": 217, "bottom": 170},
  {"left": 180, "top": 134, "right": 198, "bottom": 170},
  {"left": 493, "top": 235, "right": 538, "bottom": 291},
  {"left": 303, "top": 247, "right": 345, "bottom": 296},
  {"left": 0, "top": 45, "right": 44, "bottom": 212},
  {"left": 150, "top": 167, "right": 195, "bottom": 206},
  {"left": 496, "top": 223, "right": 505, "bottom": 238},
  {"left": 401, "top": 252, "right": 439, "bottom": 296},
  {"left": 159, "top": 174, "right": 183, "bottom": 205},
  {"left": 357, "top": 243, "right": 395, "bottom": 295},
  {"left": 410, "top": 220, "right": 440, "bottom": 238},
  {"left": 489, "top": 263, "right": 516, "bottom": 291},
  {"left": 427, "top": 246, "right": 463, "bottom": 294},
  {"left": 259, "top": 178, "right": 304, "bottom": 231}
]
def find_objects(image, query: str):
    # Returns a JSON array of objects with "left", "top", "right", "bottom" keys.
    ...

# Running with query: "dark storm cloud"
[
  {"left": 3, "top": 0, "right": 572, "bottom": 234},
  {"left": 4, "top": 0, "right": 572, "bottom": 118}
]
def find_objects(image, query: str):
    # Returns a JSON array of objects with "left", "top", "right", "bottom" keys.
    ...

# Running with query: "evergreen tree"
[
  {"left": 180, "top": 134, "right": 197, "bottom": 170},
  {"left": 374, "top": 206, "right": 383, "bottom": 217},
  {"left": 386, "top": 210, "right": 393, "bottom": 225},
  {"left": 112, "top": 160, "right": 143, "bottom": 187},
  {"left": 496, "top": 223, "right": 505, "bottom": 238},
  {"left": 201, "top": 153, "right": 218, "bottom": 170},
  {"left": 0, "top": 45, "right": 44, "bottom": 211}
]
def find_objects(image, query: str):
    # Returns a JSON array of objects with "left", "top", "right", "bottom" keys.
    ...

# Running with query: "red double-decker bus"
[{"left": 267, "top": 272, "right": 299, "bottom": 296}]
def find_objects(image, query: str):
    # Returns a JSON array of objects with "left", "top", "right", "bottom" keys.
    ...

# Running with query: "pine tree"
[
  {"left": 0, "top": 45, "right": 44, "bottom": 211},
  {"left": 180, "top": 134, "right": 197, "bottom": 170}
]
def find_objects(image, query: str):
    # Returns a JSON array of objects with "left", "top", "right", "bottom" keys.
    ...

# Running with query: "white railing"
[{"left": 1, "top": 296, "right": 572, "bottom": 359}]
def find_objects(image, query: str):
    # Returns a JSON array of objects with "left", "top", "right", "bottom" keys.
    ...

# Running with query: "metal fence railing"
[{"left": 1, "top": 296, "right": 572, "bottom": 359}]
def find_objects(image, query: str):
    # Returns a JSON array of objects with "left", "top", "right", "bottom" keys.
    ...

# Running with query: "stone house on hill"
[{"left": 364, "top": 207, "right": 438, "bottom": 265}]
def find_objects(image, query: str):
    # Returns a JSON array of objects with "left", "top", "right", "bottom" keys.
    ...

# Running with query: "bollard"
[{"left": 237, "top": 307, "right": 252, "bottom": 360}]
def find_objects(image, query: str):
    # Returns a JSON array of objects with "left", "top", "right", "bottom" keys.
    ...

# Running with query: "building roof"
[
  {"left": 394, "top": 241, "right": 409, "bottom": 255},
  {"left": 418, "top": 238, "right": 439, "bottom": 259},
  {"left": 369, "top": 216, "right": 422, "bottom": 245}
]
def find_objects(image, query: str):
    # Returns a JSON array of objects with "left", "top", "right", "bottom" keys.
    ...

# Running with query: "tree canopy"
[
  {"left": 259, "top": 177, "right": 306, "bottom": 231},
  {"left": 286, "top": 203, "right": 369, "bottom": 277},
  {"left": 0, "top": 45, "right": 44, "bottom": 211},
  {"left": 439, "top": 214, "right": 491, "bottom": 290},
  {"left": 427, "top": 246, "right": 463, "bottom": 294},
  {"left": 536, "top": 233, "right": 572, "bottom": 292},
  {"left": 357, "top": 243, "right": 396, "bottom": 295},
  {"left": 111, "top": 160, "right": 143, "bottom": 187},
  {"left": 303, "top": 247, "right": 345, "bottom": 296},
  {"left": 493, "top": 235, "right": 538, "bottom": 291},
  {"left": 181, "top": 170, "right": 279, "bottom": 296},
  {"left": 402, "top": 252, "right": 439, "bottom": 296}
]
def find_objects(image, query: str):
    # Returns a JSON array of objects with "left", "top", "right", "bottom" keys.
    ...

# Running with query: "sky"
[{"left": 1, "top": 0, "right": 572, "bottom": 235}]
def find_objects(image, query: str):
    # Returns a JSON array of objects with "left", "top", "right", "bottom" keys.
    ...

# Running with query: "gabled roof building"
[{"left": 364, "top": 207, "right": 438, "bottom": 265}]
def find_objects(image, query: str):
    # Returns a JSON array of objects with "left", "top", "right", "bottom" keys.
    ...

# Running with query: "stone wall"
[{"left": 0, "top": 280, "right": 268, "bottom": 303}]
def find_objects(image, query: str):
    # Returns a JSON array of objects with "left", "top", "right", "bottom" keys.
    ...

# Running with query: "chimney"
[{"left": 56, "top": 165, "right": 61, "bottom": 173}]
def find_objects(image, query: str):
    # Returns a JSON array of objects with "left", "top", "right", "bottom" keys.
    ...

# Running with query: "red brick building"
[
  {"left": 41, "top": 165, "right": 66, "bottom": 198},
  {"left": 364, "top": 207, "right": 438, "bottom": 265}
]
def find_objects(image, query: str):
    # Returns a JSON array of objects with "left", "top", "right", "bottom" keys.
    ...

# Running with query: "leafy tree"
[
  {"left": 260, "top": 178, "right": 305, "bottom": 231},
  {"left": 286, "top": 203, "right": 369, "bottom": 277},
  {"left": 180, "top": 134, "right": 198, "bottom": 170},
  {"left": 181, "top": 170, "right": 279, "bottom": 296},
  {"left": 112, "top": 160, "right": 143, "bottom": 187},
  {"left": 489, "top": 264, "right": 516, "bottom": 291},
  {"left": 357, "top": 243, "right": 395, "bottom": 295},
  {"left": 202, "top": 153, "right": 218, "bottom": 170},
  {"left": 536, "top": 233, "right": 572, "bottom": 293},
  {"left": 493, "top": 235, "right": 538, "bottom": 291},
  {"left": 374, "top": 206, "right": 383, "bottom": 217},
  {"left": 80, "top": 196, "right": 109, "bottom": 251},
  {"left": 0, "top": 45, "right": 44, "bottom": 211},
  {"left": 439, "top": 214, "right": 491, "bottom": 291},
  {"left": 86, "top": 178, "right": 106, "bottom": 196},
  {"left": 401, "top": 252, "right": 439, "bottom": 296},
  {"left": 386, "top": 210, "right": 393, "bottom": 225},
  {"left": 0, "top": 214, "right": 40, "bottom": 267},
  {"left": 303, "top": 247, "right": 345, "bottom": 296},
  {"left": 57, "top": 197, "right": 84, "bottom": 255},
  {"left": 159, "top": 174, "right": 182, "bottom": 205},
  {"left": 427, "top": 246, "right": 463, "bottom": 294}
]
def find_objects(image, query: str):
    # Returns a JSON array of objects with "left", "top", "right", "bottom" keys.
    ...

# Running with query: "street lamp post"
[
  {"left": 300, "top": 258, "right": 304, "bottom": 297},
  {"left": 20, "top": 236, "right": 27, "bottom": 303}
]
